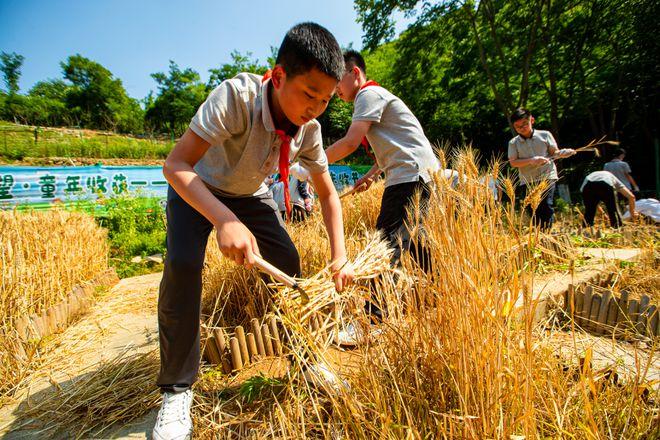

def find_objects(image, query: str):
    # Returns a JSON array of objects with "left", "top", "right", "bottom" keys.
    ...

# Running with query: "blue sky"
[{"left": 0, "top": 0, "right": 411, "bottom": 100}]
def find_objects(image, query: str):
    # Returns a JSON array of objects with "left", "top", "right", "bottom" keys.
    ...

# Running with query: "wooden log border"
[
  {"left": 562, "top": 272, "right": 659, "bottom": 341},
  {"left": 202, "top": 311, "right": 331, "bottom": 373},
  {"left": 12, "top": 268, "right": 119, "bottom": 343}
]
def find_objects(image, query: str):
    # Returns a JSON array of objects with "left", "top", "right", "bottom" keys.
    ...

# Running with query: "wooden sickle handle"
[
  {"left": 253, "top": 255, "right": 296, "bottom": 287},
  {"left": 253, "top": 255, "right": 309, "bottom": 304}
]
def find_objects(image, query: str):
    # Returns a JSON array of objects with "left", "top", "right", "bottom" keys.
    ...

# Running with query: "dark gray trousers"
[{"left": 157, "top": 186, "right": 300, "bottom": 390}]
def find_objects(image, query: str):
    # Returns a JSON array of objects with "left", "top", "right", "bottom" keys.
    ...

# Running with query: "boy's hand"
[
  {"left": 216, "top": 221, "right": 260, "bottom": 268},
  {"left": 558, "top": 148, "right": 576, "bottom": 158},
  {"left": 331, "top": 256, "right": 354, "bottom": 292},
  {"left": 353, "top": 176, "right": 373, "bottom": 192},
  {"left": 533, "top": 156, "right": 550, "bottom": 165}
]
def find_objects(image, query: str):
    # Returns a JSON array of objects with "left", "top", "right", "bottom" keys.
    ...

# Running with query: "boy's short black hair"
[
  {"left": 276, "top": 22, "right": 344, "bottom": 81},
  {"left": 343, "top": 50, "right": 366, "bottom": 74},
  {"left": 510, "top": 108, "right": 531, "bottom": 124},
  {"left": 614, "top": 148, "right": 626, "bottom": 158}
]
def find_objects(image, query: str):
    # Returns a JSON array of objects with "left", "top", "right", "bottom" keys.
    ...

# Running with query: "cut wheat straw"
[{"left": 15, "top": 349, "right": 160, "bottom": 439}]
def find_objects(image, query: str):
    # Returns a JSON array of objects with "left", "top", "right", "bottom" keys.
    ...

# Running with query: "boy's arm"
[
  {"left": 325, "top": 121, "right": 372, "bottom": 163},
  {"left": 309, "top": 170, "right": 354, "bottom": 291},
  {"left": 352, "top": 163, "right": 382, "bottom": 192},
  {"left": 625, "top": 172, "right": 640, "bottom": 191},
  {"left": 617, "top": 186, "right": 637, "bottom": 217},
  {"left": 508, "top": 140, "right": 549, "bottom": 168},
  {"left": 509, "top": 157, "right": 550, "bottom": 168},
  {"left": 163, "top": 128, "right": 260, "bottom": 267}
]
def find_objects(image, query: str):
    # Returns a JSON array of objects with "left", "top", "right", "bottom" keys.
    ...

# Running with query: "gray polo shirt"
[
  {"left": 507, "top": 129, "right": 558, "bottom": 185},
  {"left": 189, "top": 73, "right": 328, "bottom": 197},
  {"left": 603, "top": 160, "right": 632, "bottom": 190},
  {"left": 353, "top": 86, "right": 439, "bottom": 187},
  {"left": 580, "top": 171, "right": 626, "bottom": 192}
]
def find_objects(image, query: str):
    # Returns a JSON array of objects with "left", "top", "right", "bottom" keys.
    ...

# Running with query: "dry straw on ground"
[
  {"left": 6, "top": 149, "right": 658, "bottom": 438},
  {"left": 15, "top": 349, "right": 160, "bottom": 439},
  {"left": 0, "top": 209, "right": 108, "bottom": 399},
  {"left": 190, "top": 149, "right": 657, "bottom": 438}
]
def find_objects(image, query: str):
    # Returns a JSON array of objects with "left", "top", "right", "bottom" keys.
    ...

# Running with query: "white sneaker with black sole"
[
  {"left": 303, "top": 362, "right": 349, "bottom": 392},
  {"left": 336, "top": 321, "right": 382, "bottom": 347},
  {"left": 152, "top": 389, "right": 193, "bottom": 440}
]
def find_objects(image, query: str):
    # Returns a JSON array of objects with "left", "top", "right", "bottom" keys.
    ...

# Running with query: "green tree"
[
  {"left": 60, "top": 54, "right": 143, "bottom": 132},
  {"left": 207, "top": 51, "right": 268, "bottom": 90},
  {"left": 145, "top": 61, "right": 207, "bottom": 137},
  {"left": 0, "top": 52, "right": 24, "bottom": 94},
  {"left": 354, "top": 0, "right": 659, "bottom": 188},
  {"left": 23, "top": 79, "right": 71, "bottom": 126}
]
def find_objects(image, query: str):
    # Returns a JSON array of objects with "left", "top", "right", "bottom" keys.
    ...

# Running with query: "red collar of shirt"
[{"left": 263, "top": 69, "right": 294, "bottom": 219}]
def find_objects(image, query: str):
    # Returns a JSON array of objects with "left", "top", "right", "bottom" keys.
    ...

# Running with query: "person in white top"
[{"left": 581, "top": 170, "right": 637, "bottom": 228}]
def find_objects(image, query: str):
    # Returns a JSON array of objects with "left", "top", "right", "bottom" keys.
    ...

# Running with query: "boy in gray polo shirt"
[
  {"left": 507, "top": 108, "right": 574, "bottom": 230},
  {"left": 326, "top": 50, "right": 439, "bottom": 264},
  {"left": 604, "top": 148, "right": 639, "bottom": 193},
  {"left": 325, "top": 50, "right": 439, "bottom": 326},
  {"left": 153, "top": 23, "right": 353, "bottom": 440}
]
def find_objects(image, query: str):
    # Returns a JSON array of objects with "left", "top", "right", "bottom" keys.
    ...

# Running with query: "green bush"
[{"left": 95, "top": 195, "right": 167, "bottom": 277}]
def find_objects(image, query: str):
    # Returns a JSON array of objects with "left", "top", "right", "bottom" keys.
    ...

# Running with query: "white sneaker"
[
  {"left": 303, "top": 362, "right": 349, "bottom": 392},
  {"left": 336, "top": 321, "right": 382, "bottom": 347},
  {"left": 152, "top": 389, "right": 193, "bottom": 440}
]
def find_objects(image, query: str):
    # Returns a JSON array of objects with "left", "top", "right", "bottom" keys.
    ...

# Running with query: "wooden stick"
[
  {"left": 15, "top": 316, "right": 29, "bottom": 342},
  {"left": 253, "top": 255, "right": 309, "bottom": 304},
  {"left": 597, "top": 290, "right": 612, "bottom": 335},
  {"left": 29, "top": 313, "right": 42, "bottom": 340},
  {"left": 637, "top": 296, "right": 650, "bottom": 335},
  {"left": 204, "top": 336, "right": 222, "bottom": 365},
  {"left": 229, "top": 337, "right": 243, "bottom": 371},
  {"left": 563, "top": 284, "right": 573, "bottom": 314},
  {"left": 212, "top": 328, "right": 232, "bottom": 374},
  {"left": 626, "top": 300, "right": 639, "bottom": 333},
  {"left": 588, "top": 295, "right": 601, "bottom": 333},
  {"left": 40, "top": 310, "right": 50, "bottom": 337},
  {"left": 56, "top": 303, "right": 66, "bottom": 330},
  {"left": 606, "top": 296, "right": 619, "bottom": 333},
  {"left": 247, "top": 333, "right": 258, "bottom": 361},
  {"left": 235, "top": 326, "right": 250, "bottom": 366},
  {"left": 261, "top": 324, "right": 274, "bottom": 356},
  {"left": 251, "top": 318, "right": 266, "bottom": 356},
  {"left": 581, "top": 286, "right": 594, "bottom": 328},
  {"left": 269, "top": 316, "right": 282, "bottom": 356},
  {"left": 575, "top": 292, "right": 585, "bottom": 326},
  {"left": 646, "top": 305, "right": 657, "bottom": 338}
]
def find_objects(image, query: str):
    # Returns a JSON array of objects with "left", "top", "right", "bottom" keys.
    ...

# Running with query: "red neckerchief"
[
  {"left": 359, "top": 80, "right": 380, "bottom": 161},
  {"left": 263, "top": 70, "right": 292, "bottom": 219}
]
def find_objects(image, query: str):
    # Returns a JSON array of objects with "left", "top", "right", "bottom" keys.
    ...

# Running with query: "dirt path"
[{"left": 0, "top": 272, "right": 162, "bottom": 439}]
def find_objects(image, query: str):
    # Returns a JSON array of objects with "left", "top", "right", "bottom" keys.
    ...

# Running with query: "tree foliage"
[
  {"left": 0, "top": 51, "right": 24, "bottom": 94},
  {"left": 61, "top": 55, "right": 144, "bottom": 132},
  {"left": 355, "top": 0, "right": 659, "bottom": 187},
  {"left": 207, "top": 50, "right": 269, "bottom": 90}
]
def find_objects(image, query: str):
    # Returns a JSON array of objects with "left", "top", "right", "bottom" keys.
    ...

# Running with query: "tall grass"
[
  {"left": 194, "top": 149, "right": 656, "bottom": 438},
  {"left": 0, "top": 122, "right": 172, "bottom": 161},
  {"left": 0, "top": 209, "right": 108, "bottom": 398},
  {"left": 3, "top": 149, "right": 655, "bottom": 437}
]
